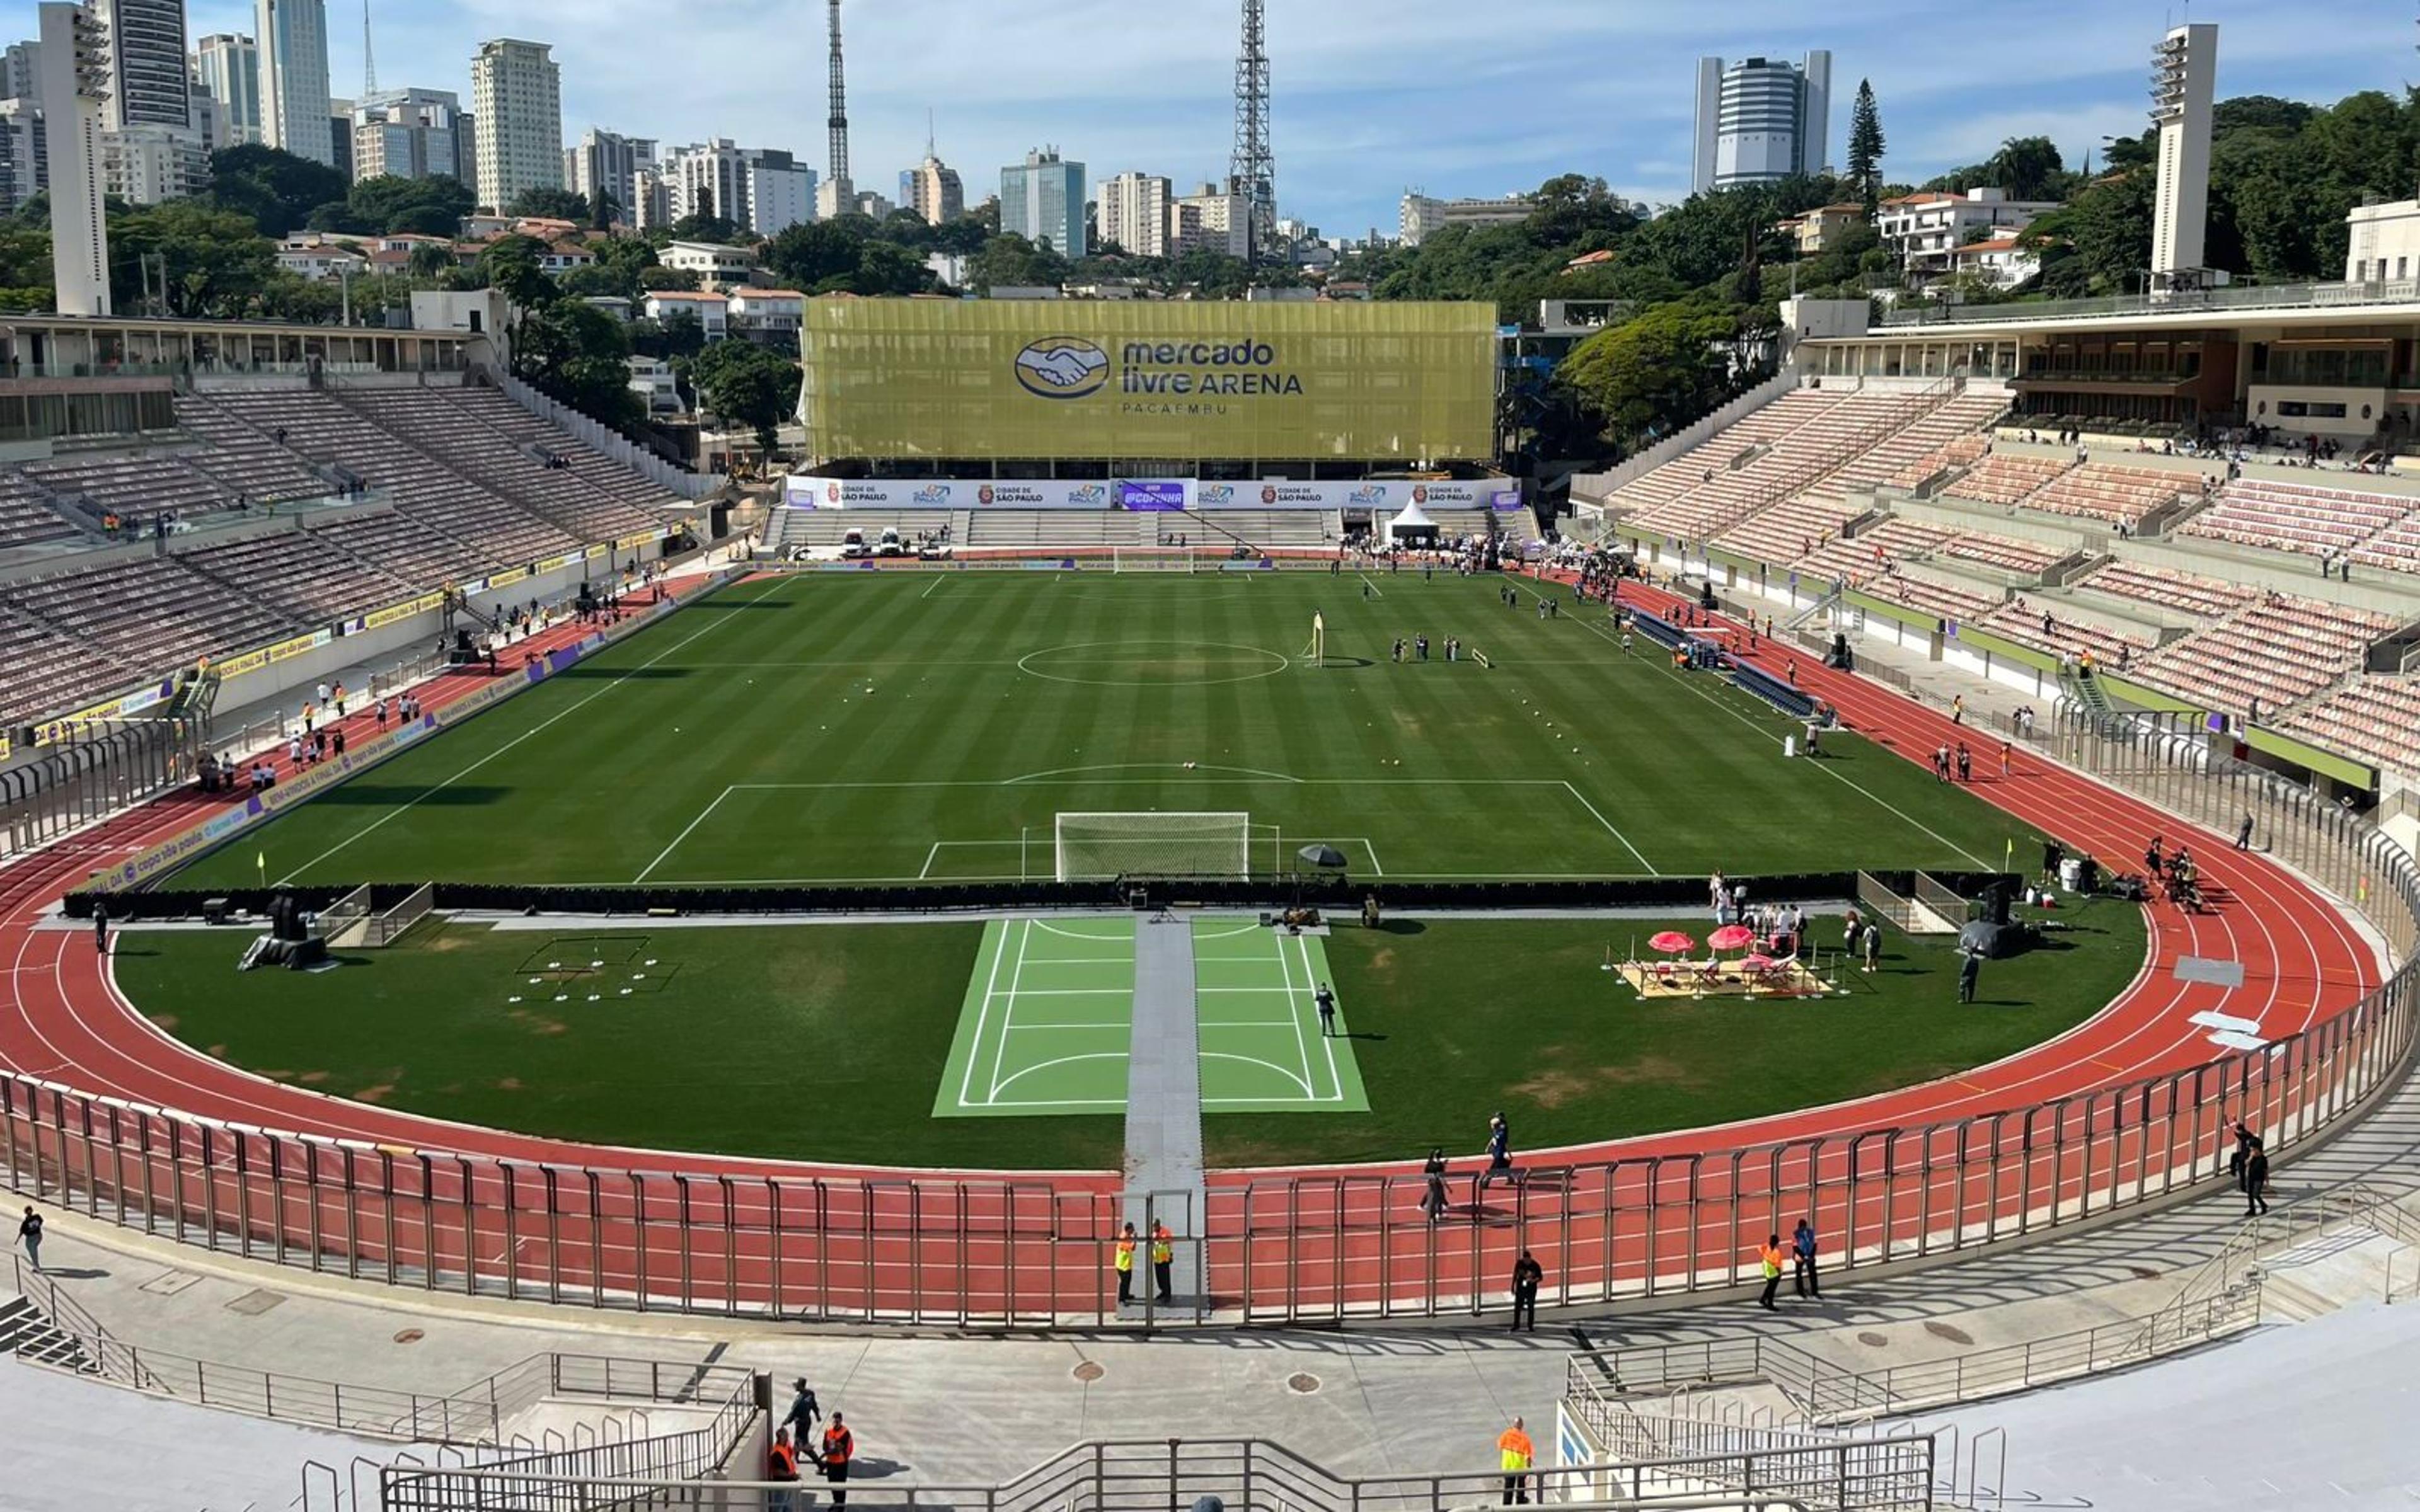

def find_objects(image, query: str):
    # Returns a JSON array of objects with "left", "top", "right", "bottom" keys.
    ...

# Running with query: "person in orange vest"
[
  {"left": 1496, "top": 1416, "right": 1535, "bottom": 1505},
  {"left": 1113, "top": 1222, "right": 1137, "bottom": 1305},
  {"left": 1150, "top": 1220, "right": 1175, "bottom": 1305},
  {"left": 1757, "top": 1232, "right": 1785, "bottom": 1310},
  {"left": 819, "top": 1412, "right": 853, "bottom": 1506},
  {"left": 767, "top": 1425, "right": 801, "bottom": 1512}
]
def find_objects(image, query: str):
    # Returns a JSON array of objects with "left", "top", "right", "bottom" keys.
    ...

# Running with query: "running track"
[{"left": 0, "top": 564, "right": 2395, "bottom": 1323}]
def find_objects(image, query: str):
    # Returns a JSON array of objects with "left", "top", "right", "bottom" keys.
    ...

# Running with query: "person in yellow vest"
[
  {"left": 1496, "top": 1416, "right": 1535, "bottom": 1505},
  {"left": 1113, "top": 1222, "right": 1137, "bottom": 1306},
  {"left": 1150, "top": 1220, "right": 1175, "bottom": 1305},
  {"left": 1757, "top": 1232, "right": 1785, "bottom": 1310}
]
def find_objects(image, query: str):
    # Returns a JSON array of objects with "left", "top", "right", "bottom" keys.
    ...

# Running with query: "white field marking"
[
  {"left": 1569, "top": 612, "right": 1993, "bottom": 869},
  {"left": 1003, "top": 762, "right": 1304, "bottom": 786},
  {"left": 919, "top": 574, "right": 946, "bottom": 600},
  {"left": 1199, "top": 1017, "right": 1308, "bottom": 1028},
  {"left": 277, "top": 576, "right": 773, "bottom": 881},
  {"left": 1028, "top": 919, "right": 1136, "bottom": 943},
  {"left": 1269, "top": 922, "right": 1321, "bottom": 1101},
  {"left": 1559, "top": 781, "right": 1656, "bottom": 873},
  {"left": 955, "top": 921, "right": 1011, "bottom": 1111},
  {"left": 990, "top": 1051, "right": 1131, "bottom": 1099},
  {"left": 1356, "top": 573, "right": 1386, "bottom": 598},
  {"left": 1001, "top": 1014, "right": 1131, "bottom": 1022},
  {"left": 1201, "top": 1050, "right": 1314, "bottom": 1099},
  {"left": 1299, "top": 929, "right": 1345, "bottom": 1099},
  {"left": 917, "top": 842, "right": 940, "bottom": 879},
  {"left": 984, "top": 917, "right": 1042, "bottom": 1105},
  {"left": 634, "top": 785, "right": 735, "bottom": 884}
]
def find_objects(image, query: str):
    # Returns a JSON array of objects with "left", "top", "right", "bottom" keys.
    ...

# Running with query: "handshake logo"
[{"left": 1014, "top": 338, "right": 1112, "bottom": 399}]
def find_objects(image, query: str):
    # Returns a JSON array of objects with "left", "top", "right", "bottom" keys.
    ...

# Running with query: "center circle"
[{"left": 1017, "top": 640, "right": 1289, "bottom": 687}]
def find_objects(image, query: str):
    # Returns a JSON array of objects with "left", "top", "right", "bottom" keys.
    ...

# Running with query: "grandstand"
[
  {"left": 2183, "top": 476, "right": 2416, "bottom": 561},
  {"left": 2130, "top": 595, "right": 2397, "bottom": 717},
  {"left": 2280, "top": 677, "right": 2420, "bottom": 778},
  {"left": 1942, "top": 452, "right": 2075, "bottom": 508}
]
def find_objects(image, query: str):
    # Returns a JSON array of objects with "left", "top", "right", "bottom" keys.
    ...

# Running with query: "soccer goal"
[{"left": 1055, "top": 811, "right": 1252, "bottom": 879}]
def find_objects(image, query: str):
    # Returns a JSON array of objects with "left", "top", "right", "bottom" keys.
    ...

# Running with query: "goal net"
[{"left": 1054, "top": 811, "right": 1251, "bottom": 880}]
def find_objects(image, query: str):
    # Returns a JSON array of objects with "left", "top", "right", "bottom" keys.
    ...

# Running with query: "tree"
[
  {"left": 0, "top": 224, "right": 52, "bottom": 311},
  {"left": 208, "top": 143, "right": 350, "bottom": 238},
  {"left": 685, "top": 338, "right": 798, "bottom": 457},
  {"left": 347, "top": 173, "right": 475, "bottom": 236},
  {"left": 478, "top": 234, "right": 555, "bottom": 307},
  {"left": 407, "top": 241, "right": 457, "bottom": 280},
  {"left": 1557, "top": 301, "right": 1749, "bottom": 449},
  {"left": 512, "top": 299, "right": 642, "bottom": 430},
  {"left": 1983, "top": 137, "right": 2065, "bottom": 202},
  {"left": 507, "top": 185, "right": 591, "bottom": 222},
  {"left": 109, "top": 201, "right": 278, "bottom": 317},
  {"left": 763, "top": 219, "right": 868, "bottom": 289},
  {"left": 662, "top": 210, "right": 739, "bottom": 246},
  {"left": 1847, "top": 81, "right": 1886, "bottom": 209}
]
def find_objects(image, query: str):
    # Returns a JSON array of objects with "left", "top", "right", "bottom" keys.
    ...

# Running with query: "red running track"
[{"left": 0, "top": 565, "right": 2390, "bottom": 1323}]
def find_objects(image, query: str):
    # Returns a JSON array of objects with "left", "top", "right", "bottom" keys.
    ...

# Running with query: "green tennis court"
[{"left": 933, "top": 916, "right": 1369, "bottom": 1117}]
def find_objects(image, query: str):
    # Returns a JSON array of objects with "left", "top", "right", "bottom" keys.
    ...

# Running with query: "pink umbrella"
[
  {"left": 1740, "top": 953, "right": 1777, "bottom": 971},
  {"left": 1708, "top": 924, "right": 1756, "bottom": 952},
  {"left": 1649, "top": 931, "right": 1695, "bottom": 954}
]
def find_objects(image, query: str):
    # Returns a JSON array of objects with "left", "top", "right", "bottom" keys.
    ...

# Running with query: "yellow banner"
[
  {"left": 361, "top": 591, "right": 447, "bottom": 633},
  {"left": 33, "top": 682, "right": 171, "bottom": 747},
  {"left": 616, "top": 529, "right": 664, "bottom": 551},
  {"left": 800, "top": 299, "right": 1498, "bottom": 462},
  {"left": 587, "top": 543, "right": 613, "bottom": 559},
  {"left": 486, "top": 566, "right": 531, "bottom": 590},
  {"left": 538, "top": 549, "right": 586, "bottom": 573}
]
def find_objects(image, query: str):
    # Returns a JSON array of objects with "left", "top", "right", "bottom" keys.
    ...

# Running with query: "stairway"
[{"left": 0, "top": 1294, "right": 103, "bottom": 1377}]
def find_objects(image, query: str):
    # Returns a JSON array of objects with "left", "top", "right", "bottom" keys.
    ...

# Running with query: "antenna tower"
[
  {"left": 1230, "top": 0, "right": 1276, "bottom": 261},
  {"left": 362, "top": 0, "right": 376, "bottom": 95},
  {"left": 827, "top": 0, "right": 851, "bottom": 187}
]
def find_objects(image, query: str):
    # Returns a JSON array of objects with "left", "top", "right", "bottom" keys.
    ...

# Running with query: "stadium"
[{"left": 5, "top": 12, "right": 2420, "bottom": 1512}]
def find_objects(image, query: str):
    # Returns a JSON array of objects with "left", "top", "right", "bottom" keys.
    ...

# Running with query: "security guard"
[
  {"left": 820, "top": 1412, "right": 854, "bottom": 1506},
  {"left": 1150, "top": 1220, "right": 1175, "bottom": 1305},
  {"left": 767, "top": 1427, "right": 801, "bottom": 1512},
  {"left": 1496, "top": 1416, "right": 1535, "bottom": 1505},
  {"left": 1757, "top": 1233, "right": 1785, "bottom": 1310},
  {"left": 1113, "top": 1222, "right": 1138, "bottom": 1305}
]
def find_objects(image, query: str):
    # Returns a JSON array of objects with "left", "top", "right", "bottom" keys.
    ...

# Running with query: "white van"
[
  {"left": 877, "top": 527, "right": 906, "bottom": 558},
  {"left": 840, "top": 527, "right": 869, "bottom": 559}
]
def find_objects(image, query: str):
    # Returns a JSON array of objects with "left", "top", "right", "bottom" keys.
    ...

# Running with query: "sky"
[{"left": 180, "top": 0, "right": 2420, "bottom": 236}]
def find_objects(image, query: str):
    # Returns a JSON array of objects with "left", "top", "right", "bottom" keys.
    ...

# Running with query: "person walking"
[
  {"left": 2244, "top": 1144, "right": 2271, "bottom": 1217},
  {"left": 1315, "top": 983, "right": 1338, "bottom": 1038},
  {"left": 819, "top": 1414, "right": 854, "bottom": 1506},
  {"left": 1999, "top": 741, "right": 2013, "bottom": 780},
  {"left": 781, "top": 1377, "right": 821, "bottom": 1443},
  {"left": 1496, "top": 1418, "right": 1535, "bottom": 1505},
  {"left": 1509, "top": 1249, "right": 1543, "bottom": 1332},
  {"left": 1950, "top": 694, "right": 1965, "bottom": 726},
  {"left": 2229, "top": 1121, "right": 2264, "bottom": 1189},
  {"left": 768, "top": 1427, "right": 802, "bottom": 1512},
  {"left": 1756, "top": 1234, "right": 1784, "bottom": 1310},
  {"left": 1957, "top": 946, "right": 1982, "bottom": 1004},
  {"left": 1956, "top": 744, "right": 1972, "bottom": 782},
  {"left": 2236, "top": 814, "right": 2256, "bottom": 851},
  {"left": 1113, "top": 1222, "right": 1138, "bottom": 1306},
  {"left": 1791, "top": 1220, "right": 1820, "bottom": 1299},
  {"left": 1477, "top": 1113, "right": 1514, "bottom": 1198},
  {"left": 1419, "top": 1147, "right": 1449, "bottom": 1222},
  {"left": 1150, "top": 1220, "right": 1175, "bottom": 1306},
  {"left": 16, "top": 1205, "right": 42, "bottom": 1271},
  {"left": 91, "top": 899, "right": 109, "bottom": 957}
]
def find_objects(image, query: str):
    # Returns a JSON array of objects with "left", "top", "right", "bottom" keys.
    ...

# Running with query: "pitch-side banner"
[
  {"left": 800, "top": 299, "right": 1498, "bottom": 462},
  {"left": 783, "top": 475, "right": 1517, "bottom": 511}
]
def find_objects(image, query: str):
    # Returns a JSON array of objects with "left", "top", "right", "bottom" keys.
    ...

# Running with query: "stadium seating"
[
  {"left": 309, "top": 510, "right": 500, "bottom": 592},
  {"left": 1934, "top": 532, "right": 2069, "bottom": 576},
  {"left": 778, "top": 509, "right": 957, "bottom": 547},
  {"left": 1712, "top": 495, "right": 1862, "bottom": 569},
  {"left": 2017, "top": 463, "right": 2195, "bottom": 526},
  {"left": 2181, "top": 477, "right": 2415, "bottom": 561},
  {"left": 177, "top": 527, "right": 410, "bottom": 624},
  {"left": 1627, "top": 392, "right": 1921, "bottom": 543},
  {"left": 342, "top": 389, "right": 660, "bottom": 542},
  {"left": 1974, "top": 600, "right": 2155, "bottom": 667},
  {"left": 0, "top": 606, "right": 98, "bottom": 727},
  {"left": 2131, "top": 595, "right": 2395, "bottom": 716},
  {"left": 2278, "top": 677, "right": 2420, "bottom": 777},
  {"left": 0, "top": 472, "right": 84, "bottom": 549},
  {"left": 441, "top": 387, "right": 675, "bottom": 507},
  {"left": 2071, "top": 561, "right": 2257, "bottom": 620},
  {"left": 18, "top": 451, "right": 229, "bottom": 525},
  {"left": 1858, "top": 571, "right": 2000, "bottom": 626},
  {"left": 0, "top": 558, "right": 296, "bottom": 725},
  {"left": 1801, "top": 392, "right": 2007, "bottom": 507},
  {"left": 172, "top": 396, "right": 335, "bottom": 506},
  {"left": 1943, "top": 453, "right": 2075, "bottom": 507},
  {"left": 1794, "top": 518, "right": 1956, "bottom": 585},
  {"left": 1886, "top": 432, "right": 1990, "bottom": 490},
  {"left": 1603, "top": 389, "right": 1847, "bottom": 523}
]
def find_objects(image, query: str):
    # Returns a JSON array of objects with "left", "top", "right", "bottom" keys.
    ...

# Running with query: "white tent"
[{"left": 1383, "top": 498, "right": 1439, "bottom": 544}]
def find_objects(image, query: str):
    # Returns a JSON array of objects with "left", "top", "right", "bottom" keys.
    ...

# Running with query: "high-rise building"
[
  {"left": 1000, "top": 147, "right": 1085, "bottom": 258},
  {"left": 194, "top": 33, "right": 262, "bottom": 146},
  {"left": 1397, "top": 192, "right": 1533, "bottom": 247},
  {"left": 1691, "top": 50, "right": 1829, "bottom": 193},
  {"left": 352, "top": 87, "right": 462, "bottom": 182},
  {"left": 470, "top": 38, "right": 561, "bottom": 212},
  {"left": 0, "top": 98, "right": 48, "bottom": 213},
  {"left": 905, "top": 129, "right": 963, "bottom": 227},
  {"left": 326, "top": 93, "right": 351, "bottom": 178},
  {"left": 1172, "top": 181, "right": 1248, "bottom": 258},
  {"left": 3, "top": 40, "right": 39, "bottom": 103},
  {"left": 747, "top": 149, "right": 814, "bottom": 234},
  {"left": 257, "top": 0, "right": 334, "bottom": 165},
  {"left": 1099, "top": 171, "right": 1170, "bottom": 256},
  {"left": 38, "top": 1, "right": 110, "bottom": 314},
  {"left": 2148, "top": 22, "right": 2217, "bottom": 294},
  {"left": 662, "top": 137, "right": 814, "bottom": 234},
  {"left": 453, "top": 111, "right": 474, "bottom": 190},
  {"left": 629, "top": 163, "right": 667, "bottom": 231},
  {"left": 96, "top": 0, "right": 188, "bottom": 129},
  {"left": 567, "top": 127, "right": 654, "bottom": 223}
]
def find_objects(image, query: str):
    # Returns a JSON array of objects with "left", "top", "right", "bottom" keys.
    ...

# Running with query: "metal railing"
[
  {"left": 1567, "top": 1281, "right": 2258, "bottom": 1428},
  {"left": 376, "top": 1437, "right": 1887, "bottom": 1512},
  {"left": 1877, "top": 277, "right": 2420, "bottom": 328}
]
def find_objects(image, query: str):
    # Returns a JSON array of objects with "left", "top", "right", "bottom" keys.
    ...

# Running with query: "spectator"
[{"left": 16, "top": 1204, "right": 42, "bottom": 1271}]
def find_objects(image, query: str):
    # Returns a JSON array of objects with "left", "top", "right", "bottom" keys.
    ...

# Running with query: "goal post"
[{"left": 1054, "top": 811, "right": 1252, "bottom": 879}]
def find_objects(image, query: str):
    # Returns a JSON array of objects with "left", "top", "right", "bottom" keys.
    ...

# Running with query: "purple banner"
[
  {"left": 1491, "top": 490, "right": 1524, "bottom": 511},
  {"left": 1120, "top": 481, "right": 1188, "bottom": 512}
]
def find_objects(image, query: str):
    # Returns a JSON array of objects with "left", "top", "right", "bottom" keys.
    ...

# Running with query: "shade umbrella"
[
  {"left": 1740, "top": 953, "right": 1776, "bottom": 972},
  {"left": 1708, "top": 924, "right": 1756, "bottom": 952},
  {"left": 1649, "top": 931, "right": 1695, "bottom": 954},
  {"left": 1296, "top": 843, "right": 1349, "bottom": 871}
]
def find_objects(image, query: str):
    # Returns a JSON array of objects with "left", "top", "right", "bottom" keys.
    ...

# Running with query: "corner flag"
[{"left": 256, "top": 852, "right": 266, "bottom": 881}]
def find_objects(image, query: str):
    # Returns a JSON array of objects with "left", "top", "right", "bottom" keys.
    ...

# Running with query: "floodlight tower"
[
  {"left": 38, "top": 1, "right": 113, "bottom": 316},
  {"left": 1229, "top": 0, "right": 1276, "bottom": 262},
  {"left": 2147, "top": 22, "right": 2218, "bottom": 296}
]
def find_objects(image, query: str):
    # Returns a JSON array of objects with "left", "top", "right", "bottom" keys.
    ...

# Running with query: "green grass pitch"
[{"left": 170, "top": 570, "right": 2034, "bottom": 890}]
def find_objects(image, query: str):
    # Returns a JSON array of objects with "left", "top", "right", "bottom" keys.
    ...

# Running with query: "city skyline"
[{"left": 166, "top": 0, "right": 2420, "bottom": 234}]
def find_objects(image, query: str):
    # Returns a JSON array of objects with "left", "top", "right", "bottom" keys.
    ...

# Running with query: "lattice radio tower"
[
  {"left": 826, "top": 0, "right": 851, "bottom": 190},
  {"left": 1230, "top": 0, "right": 1277, "bottom": 262}
]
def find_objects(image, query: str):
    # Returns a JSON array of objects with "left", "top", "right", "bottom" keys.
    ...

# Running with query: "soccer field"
[{"left": 170, "top": 569, "right": 2029, "bottom": 890}]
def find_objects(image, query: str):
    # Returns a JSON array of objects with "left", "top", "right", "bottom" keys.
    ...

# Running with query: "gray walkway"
[{"left": 1124, "top": 912, "right": 1206, "bottom": 1303}]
